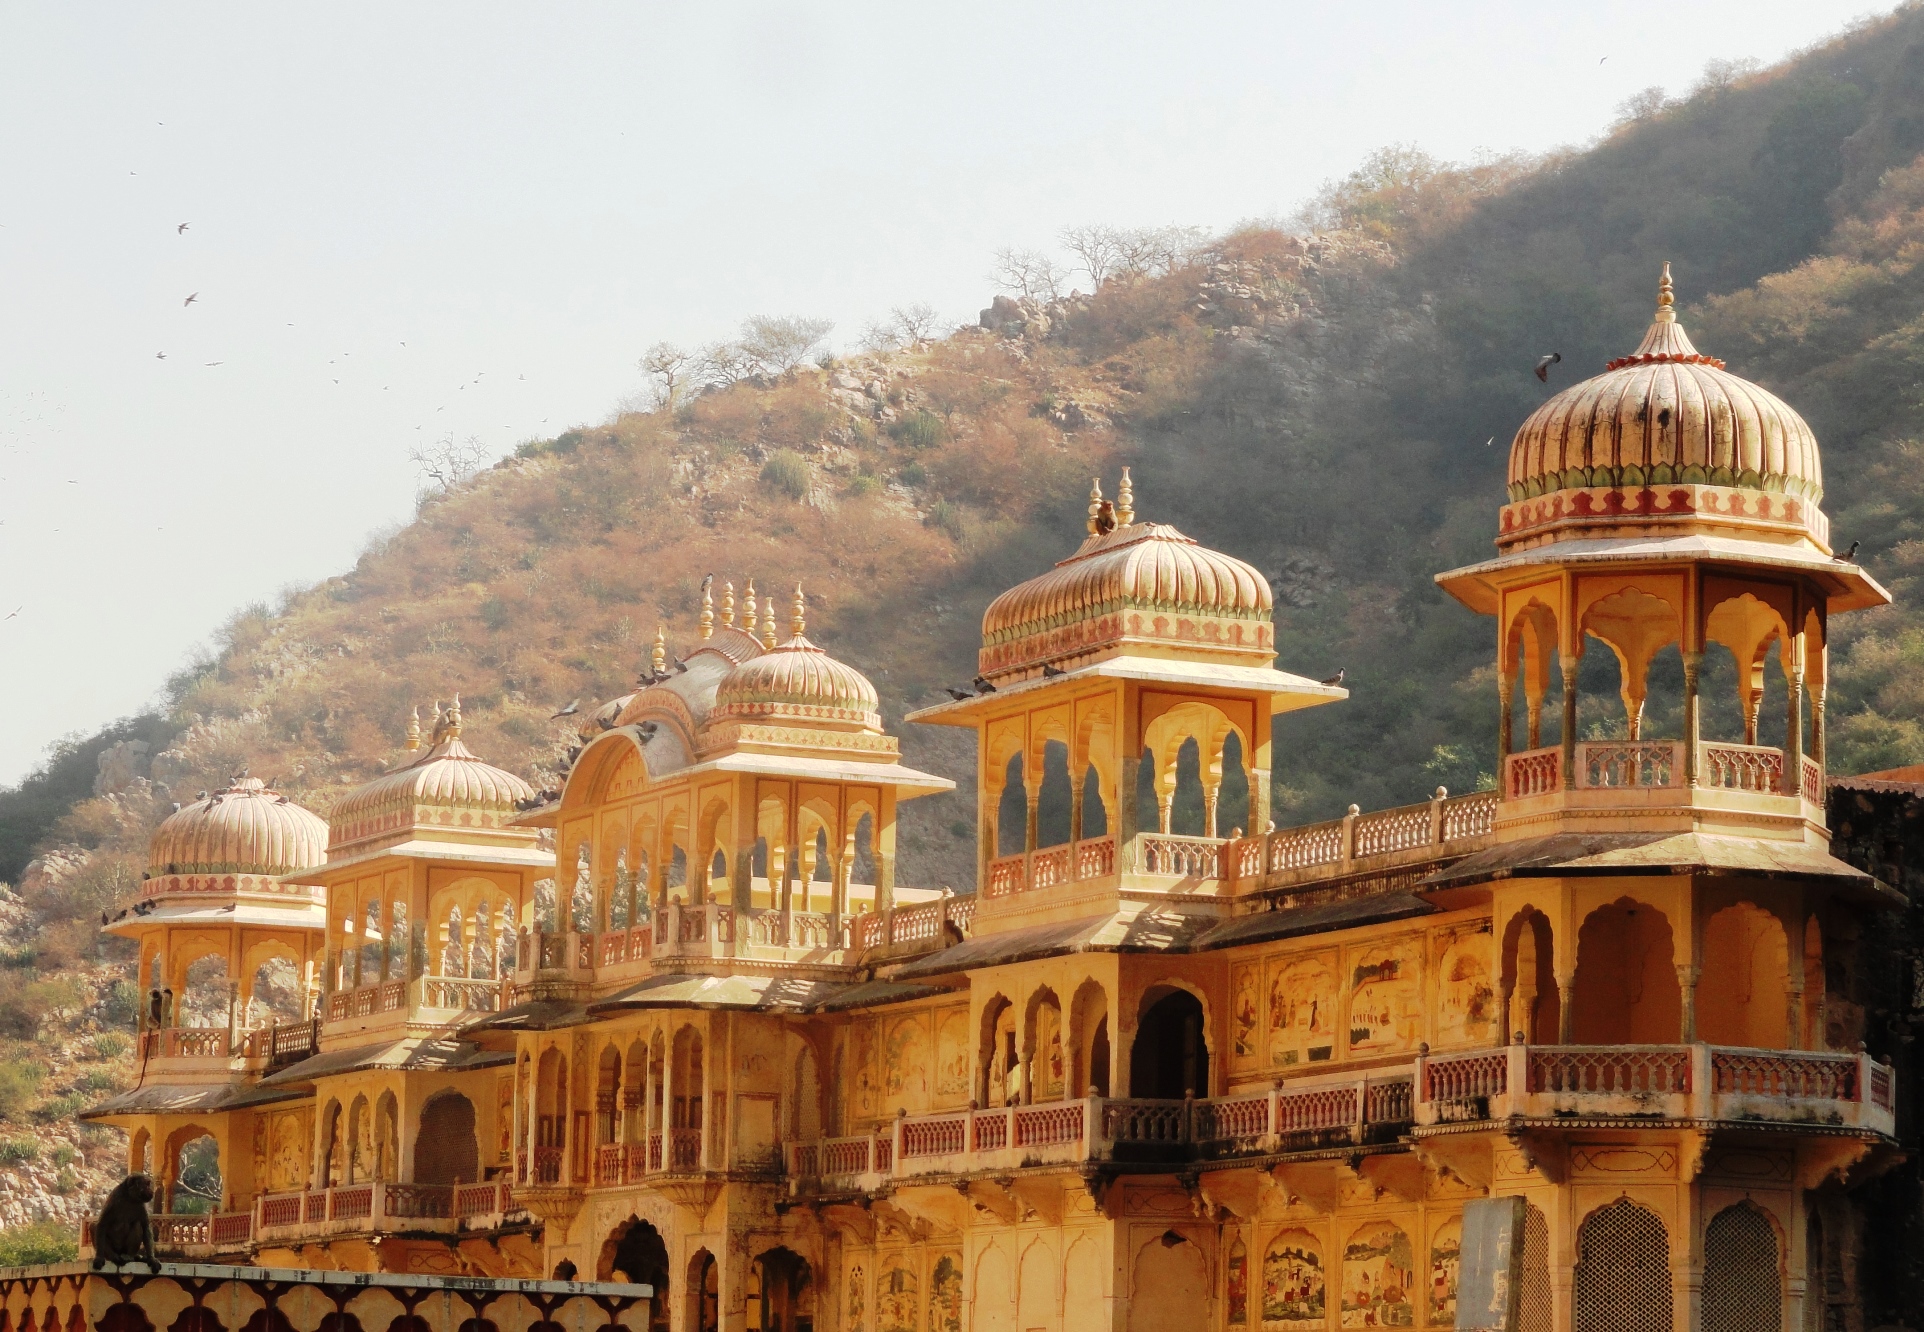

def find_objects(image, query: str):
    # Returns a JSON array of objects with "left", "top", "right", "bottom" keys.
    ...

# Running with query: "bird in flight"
[
  {"left": 183, "top": 293, "right": 198, "bottom": 307},
  {"left": 1535, "top": 352, "right": 1561, "bottom": 382},
  {"left": 551, "top": 699, "right": 581, "bottom": 719},
  {"left": 177, "top": 222, "right": 190, "bottom": 234},
  {"left": 155, "top": 351, "right": 167, "bottom": 360},
  {"left": 1485, "top": 437, "right": 1495, "bottom": 447},
  {"left": 205, "top": 362, "right": 222, "bottom": 367},
  {"left": 3, "top": 607, "right": 18, "bottom": 620}
]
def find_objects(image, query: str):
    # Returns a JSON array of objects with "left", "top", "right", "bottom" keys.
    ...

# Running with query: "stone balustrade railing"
[
  {"left": 147, "top": 1181, "right": 518, "bottom": 1256},
  {"left": 321, "top": 976, "right": 506, "bottom": 1025},
  {"left": 1416, "top": 1042, "right": 1893, "bottom": 1134},
  {"left": 984, "top": 837, "right": 1116, "bottom": 899},
  {"left": 1504, "top": 740, "right": 1824, "bottom": 800},
  {"left": 1229, "top": 789, "right": 1499, "bottom": 891},
  {"left": 790, "top": 1076, "right": 1417, "bottom": 1185}
]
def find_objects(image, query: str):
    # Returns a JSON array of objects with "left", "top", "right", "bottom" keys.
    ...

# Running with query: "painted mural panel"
[
  {"left": 852, "top": 1021, "right": 879, "bottom": 1119},
  {"left": 1232, "top": 965, "right": 1260, "bottom": 1069},
  {"left": 885, "top": 1015, "right": 929, "bottom": 1108},
  {"left": 1348, "top": 938, "right": 1424, "bottom": 1054},
  {"left": 929, "top": 1253, "right": 962, "bottom": 1332},
  {"left": 1341, "top": 1222, "right": 1415, "bottom": 1328},
  {"left": 1227, "top": 1235, "right": 1249, "bottom": 1326},
  {"left": 877, "top": 1257, "right": 919, "bottom": 1332},
  {"left": 847, "top": 1262, "right": 867, "bottom": 1332},
  {"left": 1262, "top": 1229, "right": 1326, "bottom": 1331},
  {"left": 933, "top": 1008, "right": 971, "bottom": 1102},
  {"left": 1036, "top": 1003, "right": 1065, "bottom": 1100},
  {"left": 1433, "top": 926, "right": 1498, "bottom": 1049},
  {"left": 1429, "top": 1218, "right": 1461, "bottom": 1325},
  {"left": 269, "top": 1111, "right": 307, "bottom": 1192},
  {"left": 1268, "top": 953, "right": 1338, "bottom": 1067}
]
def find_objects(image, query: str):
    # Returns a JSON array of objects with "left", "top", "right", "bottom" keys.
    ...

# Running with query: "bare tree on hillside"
[
  {"left": 640, "top": 342, "right": 694, "bottom": 411},
  {"left": 989, "top": 247, "right": 1068, "bottom": 301},
  {"left": 1613, "top": 86, "right": 1672, "bottom": 126},
  {"left": 1061, "top": 225, "right": 1124, "bottom": 288},
  {"left": 1112, "top": 225, "right": 1208, "bottom": 279},
  {"left": 864, "top": 303, "right": 945, "bottom": 351},
  {"left": 694, "top": 340, "right": 756, "bottom": 389},
  {"left": 737, "top": 315, "right": 835, "bottom": 375},
  {"left": 410, "top": 434, "right": 490, "bottom": 494},
  {"left": 1694, "top": 56, "right": 1761, "bottom": 97}
]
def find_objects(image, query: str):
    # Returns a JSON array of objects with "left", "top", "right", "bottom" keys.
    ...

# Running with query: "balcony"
[
  {"left": 322, "top": 976, "right": 508, "bottom": 1030},
  {"left": 134, "top": 1181, "right": 518, "bottom": 1258},
  {"left": 789, "top": 1075, "right": 1416, "bottom": 1188},
  {"left": 1415, "top": 1043, "right": 1894, "bottom": 1136},
  {"left": 985, "top": 837, "right": 1117, "bottom": 899},
  {"left": 136, "top": 1018, "right": 320, "bottom": 1070},
  {"left": 1503, "top": 740, "right": 1824, "bottom": 802}
]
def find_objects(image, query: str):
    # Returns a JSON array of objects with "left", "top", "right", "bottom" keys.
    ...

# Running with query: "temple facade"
[{"left": 84, "top": 270, "right": 1900, "bottom": 1332}]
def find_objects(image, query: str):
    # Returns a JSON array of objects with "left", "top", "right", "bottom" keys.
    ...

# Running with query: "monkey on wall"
[{"left": 91, "top": 1174, "right": 158, "bottom": 1270}]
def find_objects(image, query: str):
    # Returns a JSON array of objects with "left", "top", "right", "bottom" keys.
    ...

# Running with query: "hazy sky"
[{"left": 0, "top": 1, "right": 1889, "bottom": 784}]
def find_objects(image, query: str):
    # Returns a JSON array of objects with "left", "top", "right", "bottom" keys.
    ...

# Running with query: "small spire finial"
[
  {"left": 405, "top": 706, "right": 421, "bottom": 752},
  {"left": 721, "top": 580, "right": 735, "bottom": 629},
  {"left": 791, "top": 584, "right": 806, "bottom": 639},
  {"left": 699, "top": 576, "right": 715, "bottom": 640},
  {"left": 761, "top": 593, "right": 778, "bottom": 649},
  {"left": 1117, "top": 467, "right": 1135, "bottom": 526},
  {"left": 652, "top": 624, "right": 667, "bottom": 679},
  {"left": 1656, "top": 261, "right": 1675, "bottom": 322},
  {"left": 447, "top": 693, "right": 462, "bottom": 738},
  {"left": 744, "top": 579, "right": 759, "bottom": 637},
  {"left": 1086, "top": 477, "right": 1104, "bottom": 535}
]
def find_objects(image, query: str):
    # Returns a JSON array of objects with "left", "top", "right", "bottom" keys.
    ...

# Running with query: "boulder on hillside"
[{"left": 93, "top": 740, "right": 152, "bottom": 797}]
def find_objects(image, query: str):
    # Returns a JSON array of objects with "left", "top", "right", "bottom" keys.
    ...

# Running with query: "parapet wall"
[{"left": 0, "top": 1263, "right": 652, "bottom": 1332}]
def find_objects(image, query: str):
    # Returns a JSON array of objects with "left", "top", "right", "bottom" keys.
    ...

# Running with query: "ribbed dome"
[
  {"left": 148, "top": 778, "right": 329, "bottom": 877},
  {"left": 980, "top": 520, "right": 1273, "bottom": 678},
  {"left": 713, "top": 637, "right": 882, "bottom": 729},
  {"left": 1503, "top": 266, "right": 1825, "bottom": 547},
  {"left": 329, "top": 725, "right": 536, "bottom": 849}
]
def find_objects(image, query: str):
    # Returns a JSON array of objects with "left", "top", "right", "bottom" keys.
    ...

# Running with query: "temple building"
[{"left": 83, "top": 269, "right": 1902, "bottom": 1332}]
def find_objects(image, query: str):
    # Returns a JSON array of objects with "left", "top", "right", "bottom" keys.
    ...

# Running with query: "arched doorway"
[
  {"left": 1571, "top": 900, "right": 1681, "bottom": 1043},
  {"left": 748, "top": 1246, "right": 813, "bottom": 1332},
  {"left": 690, "top": 1250, "right": 719, "bottom": 1332},
  {"left": 1130, "top": 988, "right": 1209, "bottom": 1098},
  {"left": 603, "top": 1219, "right": 670, "bottom": 1332},
  {"left": 415, "top": 1091, "right": 480, "bottom": 1185}
]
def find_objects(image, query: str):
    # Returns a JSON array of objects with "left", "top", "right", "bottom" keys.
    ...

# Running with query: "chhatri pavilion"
[{"left": 82, "top": 269, "right": 1898, "bottom": 1332}]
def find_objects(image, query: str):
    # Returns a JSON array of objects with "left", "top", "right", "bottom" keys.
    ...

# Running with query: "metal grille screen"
[
  {"left": 1575, "top": 1199, "right": 1671, "bottom": 1332},
  {"left": 1704, "top": 1204, "right": 1782, "bottom": 1332},
  {"left": 1519, "top": 1204, "right": 1552, "bottom": 1332}
]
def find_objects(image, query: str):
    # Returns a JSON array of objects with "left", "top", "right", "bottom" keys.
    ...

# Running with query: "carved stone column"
[
  {"left": 1682, "top": 651, "right": 1703, "bottom": 787},
  {"left": 1677, "top": 964, "right": 1701, "bottom": 1042},
  {"left": 1559, "top": 657, "right": 1580, "bottom": 789}
]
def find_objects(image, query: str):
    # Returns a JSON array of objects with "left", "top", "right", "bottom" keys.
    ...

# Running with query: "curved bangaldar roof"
[
  {"left": 147, "top": 777, "right": 329, "bottom": 881},
  {"left": 1502, "top": 264, "right": 1827, "bottom": 552},
  {"left": 978, "top": 471, "right": 1274, "bottom": 680},
  {"left": 327, "top": 698, "right": 538, "bottom": 853}
]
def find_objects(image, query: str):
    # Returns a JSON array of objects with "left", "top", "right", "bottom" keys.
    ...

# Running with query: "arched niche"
[
  {"left": 1699, "top": 902, "right": 1790, "bottom": 1047},
  {"left": 1571, "top": 898, "right": 1681, "bottom": 1044}
]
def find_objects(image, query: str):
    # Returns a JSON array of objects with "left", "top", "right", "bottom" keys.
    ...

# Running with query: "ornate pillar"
[
  {"left": 1157, "top": 792, "right": 1174, "bottom": 835},
  {"left": 1557, "top": 972, "right": 1576, "bottom": 1044},
  {"left": 1676, "top": 964, "right": 1701, "bottom": 1042},
  {"left": 1203, "top": 784, "right": 1220, "bottom": 839},
  {"left": 1682, "top": 651, "right": 1703, "bottom": 787},
  {"left": 1785, "top": 641, "right": 1807, "bottom": 797},
  {"left": 1559, "top": 656, "right": 1580, "bottom": 789},
  {"left": 1497, "top": 672, "right": 1515, "bottom": 777}
]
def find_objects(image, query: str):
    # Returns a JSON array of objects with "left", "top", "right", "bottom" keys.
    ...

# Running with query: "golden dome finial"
[
  {"left": 405, "top": 706, "right": 421, "bottom": 752},
  {"left": 1117, "top": 467, "right": 1135, "bottom": 526},
  {"left": 721, "top": 580, "right": 735, "bottom": 629},
  {"left": 744, "top": 579, "right": 759, "bottom": 636},
  {"left": 761, "top": 593, "right": 779, "bottom": 649},
  {"left": 791, "top": 584, "right": 806, "bottom": 639},
  {"left": 1656, "top": 261, "right": 1675, "bottom": 323},
  {"left": 1086, "top": 477, "right": 1105, "bottom": 535},
  {"left": 699, "top": 575, "right": 715, "bottom": 640},
  {"left": 447, "top": 693, "right": 463, "bottom": 739},
  {"left": 651, "top": 624, "right": 667, "bottom": 679}
]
